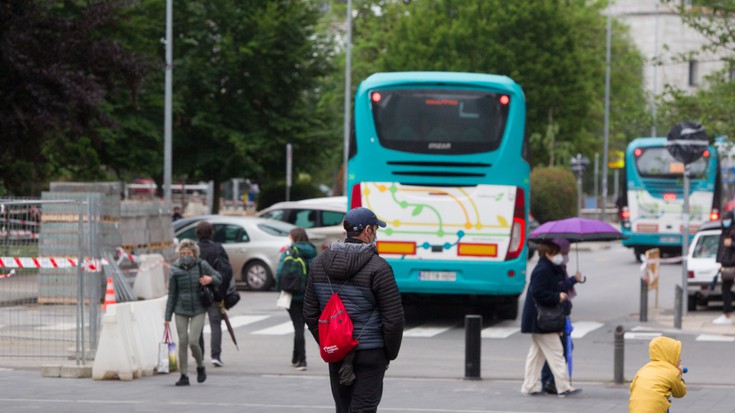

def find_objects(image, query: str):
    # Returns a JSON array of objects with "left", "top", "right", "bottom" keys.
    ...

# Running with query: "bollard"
[
  {"left": 464, "top": 314, "right": 482, "bottom": 380},
  {"left": 640, "top": 278, "right": 648, "bottom": 322},
  {"left": 674, "top": 285, "right": 683, "bottom": 329},
  {"left": 614, "top": 325, "right": 625, "bottom": 384}
]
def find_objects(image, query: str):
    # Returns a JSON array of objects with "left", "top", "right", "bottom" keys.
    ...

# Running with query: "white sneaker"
[
  {"left": 211, "top": 358, "right": 223, "bottom": 367},
  {"left": 712, "top": 314, "right": 733, "bottom": 325}
]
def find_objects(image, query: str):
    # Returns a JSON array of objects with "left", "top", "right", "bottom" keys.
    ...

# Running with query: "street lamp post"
[
  {"left": 342, "top": 0, "right": 352, "bottom": 196},
  {"left": 163, "top": 0, "right": 173, "bottom": 209},
  {"left": 666, "top": 121, "right": 708, "bottom": 327},
  {"left": 601, "top": 0, "right": 612, "bottom": 222}
]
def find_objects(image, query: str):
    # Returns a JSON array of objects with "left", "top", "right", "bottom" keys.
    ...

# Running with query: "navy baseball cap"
[{"left": 343, "top": 207, "right": 386, "bottom": 232}]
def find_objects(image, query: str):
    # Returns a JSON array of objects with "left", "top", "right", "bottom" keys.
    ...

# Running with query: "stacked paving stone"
[{"left": 38, "top": 182, "right": 174, "bottom": 304}]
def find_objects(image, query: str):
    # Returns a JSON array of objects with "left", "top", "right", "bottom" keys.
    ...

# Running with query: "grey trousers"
[{"left": 175, "top": 313, "right": 205, "bottom": 375}]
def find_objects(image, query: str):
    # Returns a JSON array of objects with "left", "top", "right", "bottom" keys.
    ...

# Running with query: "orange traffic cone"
[{"left": 103, "top": 277, "right": 116, "bottom": 310}]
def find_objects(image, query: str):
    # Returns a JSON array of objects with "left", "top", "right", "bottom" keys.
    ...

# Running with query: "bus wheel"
[
  {"left": 633, "top": 248, "right": 645, "bottom": 263},
  {"left": 496, "top": 295, "right": 519, "bottom": 320}
]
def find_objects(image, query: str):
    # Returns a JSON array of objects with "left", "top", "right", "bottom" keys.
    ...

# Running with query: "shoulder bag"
[
  {"left": 720, "top": 267, "right": 735, "bottom": 282},
  {"left": 198, "top": 263, "right": 215, "bottom": 307},
  {"left": 535, "top": 301, "right": 566, "bottom": 333}
]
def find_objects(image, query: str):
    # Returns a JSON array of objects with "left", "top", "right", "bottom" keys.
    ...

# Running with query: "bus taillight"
[
  {"left": 663, "top": 193, "right": 676, "bottom": 201},
  {"left": 499, "top": 95, "right": 510, "bottom": 105},
  {"left": 710, "top": 209, "right": 720, "bottom": 221},
  {"left": 350, "top": 184, "right": 362, "bottom": 209},
  {"left": 505, "top": 187, "right": 525, "bottom": 261},
  {"left": 371, "top": 92, "right": 382, "bottom": 103},
  {"left": 634, "top": 148, "right": 643, "bottom": 157},
  {"left": 621, "top": 206, "right": 631, "bottom": 229}
]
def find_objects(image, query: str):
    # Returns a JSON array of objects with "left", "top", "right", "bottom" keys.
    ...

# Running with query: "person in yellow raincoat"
[{"left": 629, "top": 336, "right": 687, "bottom": 413}]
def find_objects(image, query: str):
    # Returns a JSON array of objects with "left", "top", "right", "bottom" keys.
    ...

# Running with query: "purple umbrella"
[
  {"left": 529, "top": 217, "right": 624, "bottom": 242},
  {"left": 529, "top": 217, "right": 624, "bottom": 271}
]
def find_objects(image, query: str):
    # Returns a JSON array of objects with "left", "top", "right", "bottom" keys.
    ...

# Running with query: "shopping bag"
[
  {"left": 276, "top": 290, "right": 292, "bottom": 310},
  {"left": 158, "top": 325, "right": 177, "bottom": 373}
]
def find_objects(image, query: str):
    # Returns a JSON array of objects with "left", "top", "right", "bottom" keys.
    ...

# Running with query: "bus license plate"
[
  {"left": 419, "top": 271, "right": 457, "bottom": 281},
  {"left": 660, "top": 236, "right": 679, "bottom": 243}
]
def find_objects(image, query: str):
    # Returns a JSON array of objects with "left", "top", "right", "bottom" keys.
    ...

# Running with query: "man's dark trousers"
[{"left": 328, "top": 348, "right": 388, "bottom": 413}]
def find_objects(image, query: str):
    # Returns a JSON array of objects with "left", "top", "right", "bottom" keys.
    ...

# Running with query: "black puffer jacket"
[
  {"left": 303, "top": 238, "right": 404, "bottom": 361},
  {"left": 717, "top": 212, "right": 735, "bottom": 267}
]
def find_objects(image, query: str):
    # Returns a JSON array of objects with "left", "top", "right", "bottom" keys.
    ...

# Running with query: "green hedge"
[{"left": 530, "top": 166, "right": 577, "bottom": 224}]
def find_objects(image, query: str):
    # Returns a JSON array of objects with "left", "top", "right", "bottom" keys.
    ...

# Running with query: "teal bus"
[
  {"left": 347, "top": 72, "right": 529, "bottom": 319},
  {"left": 619, "top": 137, "right": 720, "bottom": 261}
]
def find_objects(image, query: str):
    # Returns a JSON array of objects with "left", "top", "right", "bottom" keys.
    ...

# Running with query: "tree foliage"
[
  {"left": 164, "top": 0, "right": 333, "bottom": 206},
  {"left": 530, "top": 166, "right": 577, "bottom": 224},
  {"left": 322, "top": 0, "right": 649, "bottom": 168},
  {"left": 0, "top": 0, "right": 149, "bottom": 195}
]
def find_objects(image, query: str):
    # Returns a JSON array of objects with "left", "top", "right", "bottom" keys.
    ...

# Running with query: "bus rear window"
[
  {"left": 370, "top": 89, "right": 509, "bottom": 154},
  {"left": 635, "top": 147, "right": 708, "bottom": 178}
]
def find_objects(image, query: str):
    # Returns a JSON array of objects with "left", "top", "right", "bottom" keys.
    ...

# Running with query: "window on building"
[{"left": 688, "top": 60, "right": 699, "bottom": 86}]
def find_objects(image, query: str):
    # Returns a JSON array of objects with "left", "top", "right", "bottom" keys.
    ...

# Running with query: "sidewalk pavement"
[
  {"left": 1, "top": 366, "right": 733, "bottom": 413},
  {"left": 651, "top": 306, "right": 735, "bottom": 336}
]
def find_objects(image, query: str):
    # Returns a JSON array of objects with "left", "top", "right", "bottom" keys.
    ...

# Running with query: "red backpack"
[{"left": 318, "top": 292, "right": 358, "bottom": 362}]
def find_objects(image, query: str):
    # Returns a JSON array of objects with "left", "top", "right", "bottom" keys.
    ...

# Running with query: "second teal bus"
[{"left": 619, "top": 137, "right": 720, "bottom": 261}]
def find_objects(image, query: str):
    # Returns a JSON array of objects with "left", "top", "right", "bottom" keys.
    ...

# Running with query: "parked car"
[
  {"left": 173, "top": 216, "right": 324, "bottom": 291},
  {"left": 256, "top": 196, "right": 347, "bottom": 250},
  {"left": 687, "top": 220, "right": 723, "bottom": 311}
]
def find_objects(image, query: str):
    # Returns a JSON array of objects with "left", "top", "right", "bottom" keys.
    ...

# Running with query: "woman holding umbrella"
[
  {"left": 541, "top": 237, "right": 583, "bottom": 394},
  {"left": 520, "top": 240, "right": 582, "bottom": 398}
]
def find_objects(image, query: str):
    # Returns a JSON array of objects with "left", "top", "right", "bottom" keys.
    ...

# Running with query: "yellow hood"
[{"left": 648, "top": 336, "right": 681, "bottom": 367}]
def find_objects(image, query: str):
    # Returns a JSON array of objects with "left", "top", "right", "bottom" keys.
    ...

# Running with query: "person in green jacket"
[
  {"left": 275, "top": 228, "right": 317, "bottom": 371},
  {"left": 165, "top": 238, "right": 221, "bottom": 386}
]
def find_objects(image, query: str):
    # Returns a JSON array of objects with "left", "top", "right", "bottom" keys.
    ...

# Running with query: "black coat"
[
  {"left": 716, "top": 226, "right": 735, "bottom": 267},
  {"left": 520, "top": 257, "right": 573, "bottom": 334},
  {"left": 198, "top": 239, "right": 233, "bottom": 301},
  {"left": 303, "top": 238, "right": 404, "bottom": 361}
]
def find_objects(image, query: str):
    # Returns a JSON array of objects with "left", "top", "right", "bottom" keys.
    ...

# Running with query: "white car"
[
  {"left": 687, "top": 221, "right": 723, "bottom": 311},
  {"left": 256, "top": 196, "right": 347, "bottom": 250}
]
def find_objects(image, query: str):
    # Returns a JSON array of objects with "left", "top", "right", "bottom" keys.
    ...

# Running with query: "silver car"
[{"left": 174, "top": 216, "right": 318, "bottom": 291}]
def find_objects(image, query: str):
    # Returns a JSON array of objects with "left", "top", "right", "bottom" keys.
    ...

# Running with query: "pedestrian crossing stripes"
[
  {"left": 29, "top": 315, "right": 735, "bottom": 342},
  {"left": 202, "top": 315, "right": 268, "bottom": 334}
]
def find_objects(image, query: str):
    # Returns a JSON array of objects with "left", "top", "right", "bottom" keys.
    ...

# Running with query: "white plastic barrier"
[
  {"left": 133, "top": 254, "right": 167, "bottom": 299},
  {"left": 93, "top": 296, "right": 174, "bottom": 380}
]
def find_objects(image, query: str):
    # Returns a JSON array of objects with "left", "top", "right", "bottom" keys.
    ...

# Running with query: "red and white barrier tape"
[
  {"left": 116, "top": 248, "right": 170, "bottom": 270},
  {"left": 1, "top": 218, "right": 40, "bottom": 227},
  {"left": 0, "top": 257, "right": 108, "bottom": 271},
  {"left": 0, "top": 230, "right": 38, "bottom": 239}
]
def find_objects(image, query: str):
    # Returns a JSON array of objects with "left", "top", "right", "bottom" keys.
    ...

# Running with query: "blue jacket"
[{"left": 520, "top": 257, "right": 574, "bottom": 334}]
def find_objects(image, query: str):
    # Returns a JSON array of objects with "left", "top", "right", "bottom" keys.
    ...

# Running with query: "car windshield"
[
  {"left": 692, "top": 233, "right": 720, "bottom": 259},
  {"left": 258, "top": 221, "right": 293, "bottom": 236}
]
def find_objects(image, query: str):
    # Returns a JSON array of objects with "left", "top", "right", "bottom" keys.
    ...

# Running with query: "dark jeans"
[
  {"left": 288, "top": 300, "right": 306, "bottom": 364},
  {"left": 541, "top": 332, "right": 569, "bottom": 388},
  {"left": 723, "top": 278, "right": 734, "bottom": 314},
  {"left": 328, "top": 348, "right": 388, "bottom": 413},
  {"left": 198, "top": 303, "right": 223, "bottom": 359}
]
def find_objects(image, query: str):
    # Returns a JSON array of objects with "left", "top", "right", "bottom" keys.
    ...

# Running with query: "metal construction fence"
[{"left": 0, "top": 197, "right": 104, "bottom": 367}]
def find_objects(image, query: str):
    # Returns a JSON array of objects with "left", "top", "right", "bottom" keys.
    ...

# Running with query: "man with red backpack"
[{"left": 303, "top": 207, "right": 404, "bottom": 413}]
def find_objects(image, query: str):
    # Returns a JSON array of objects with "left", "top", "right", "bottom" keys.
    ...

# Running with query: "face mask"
[
  {"left": 724, "top": 220, "right": 732, "bottom": 228},
  {"left": 550, "top": 254, "right": 564, "bottom": 266},
  {"left": 562, "top": 255, "right": 570, "bottom": 265},
  {"left": 179, "top": 255, "right": 196, "bottom": 268}
]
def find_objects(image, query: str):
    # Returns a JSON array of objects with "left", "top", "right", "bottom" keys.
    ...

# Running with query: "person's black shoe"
[
  {"left": 558, "top": 388, "right": 582, "bottom": 398},
  {"left": 175, "top": 374, "right": 190, "bottom": 386},
  {"left": 543, "top": 383, "right": 558, "bottom": 395},
  {"left": 197, "top": 367, "right": 207, "bottom": 383}
]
